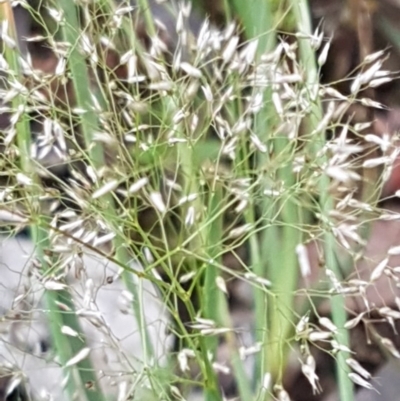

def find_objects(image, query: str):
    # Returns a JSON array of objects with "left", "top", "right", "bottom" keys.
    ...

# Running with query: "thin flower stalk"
[{"left": 218, "top": 291, "right": 254, "bottom": 401}]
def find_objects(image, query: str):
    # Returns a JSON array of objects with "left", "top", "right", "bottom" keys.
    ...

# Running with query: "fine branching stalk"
[{"left": 57, "top": 0, "right": 155, "bottom": 366}]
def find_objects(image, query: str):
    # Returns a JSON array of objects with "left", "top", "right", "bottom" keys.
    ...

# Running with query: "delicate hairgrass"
[
  {"left": 56, "top": 0, "right": 158, "bottom": 366},
  {"left": 0, "top": 3, "right": 105, "bottom": 401},
  {"left": 0, "top": 1, "right": 394, "bottom": 400}
]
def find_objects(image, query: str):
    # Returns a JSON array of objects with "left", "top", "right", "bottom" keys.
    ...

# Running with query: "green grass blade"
[{"left": 291, "top": 1, "right": 354, "bottom": 400}]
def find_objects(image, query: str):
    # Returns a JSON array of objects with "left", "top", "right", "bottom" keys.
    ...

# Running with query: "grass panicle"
[{"left": 0, "top": 1, "right": 395, "bottom": 401}]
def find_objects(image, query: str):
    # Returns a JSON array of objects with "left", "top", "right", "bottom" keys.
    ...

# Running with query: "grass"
[
  {"left": 0, "top": 0, "right": 395, "bottom": 400},
  {"left": 0, "top": 3, "right": 105, "bottom": 401}
]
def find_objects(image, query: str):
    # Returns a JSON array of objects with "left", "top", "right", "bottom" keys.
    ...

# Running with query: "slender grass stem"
[
  {"left": 202, "top": 185, "right": 224, "bottom": 401},
  {"left": 231, "top": 0, "right": 275, "bottom": 53},
  {"left": 292, "top": 1, "right": 354, "bottom": 400},
  {"left": 137, "top": 0, "right": 157, "bottom": 40},
  {"left": 230, "top": 0, "right": 282, "bottom": 393}
]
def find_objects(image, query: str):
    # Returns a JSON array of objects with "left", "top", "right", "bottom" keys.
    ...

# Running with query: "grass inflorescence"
[{"left": 0, "top": 1, "right": 397, "bottom": 401}]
